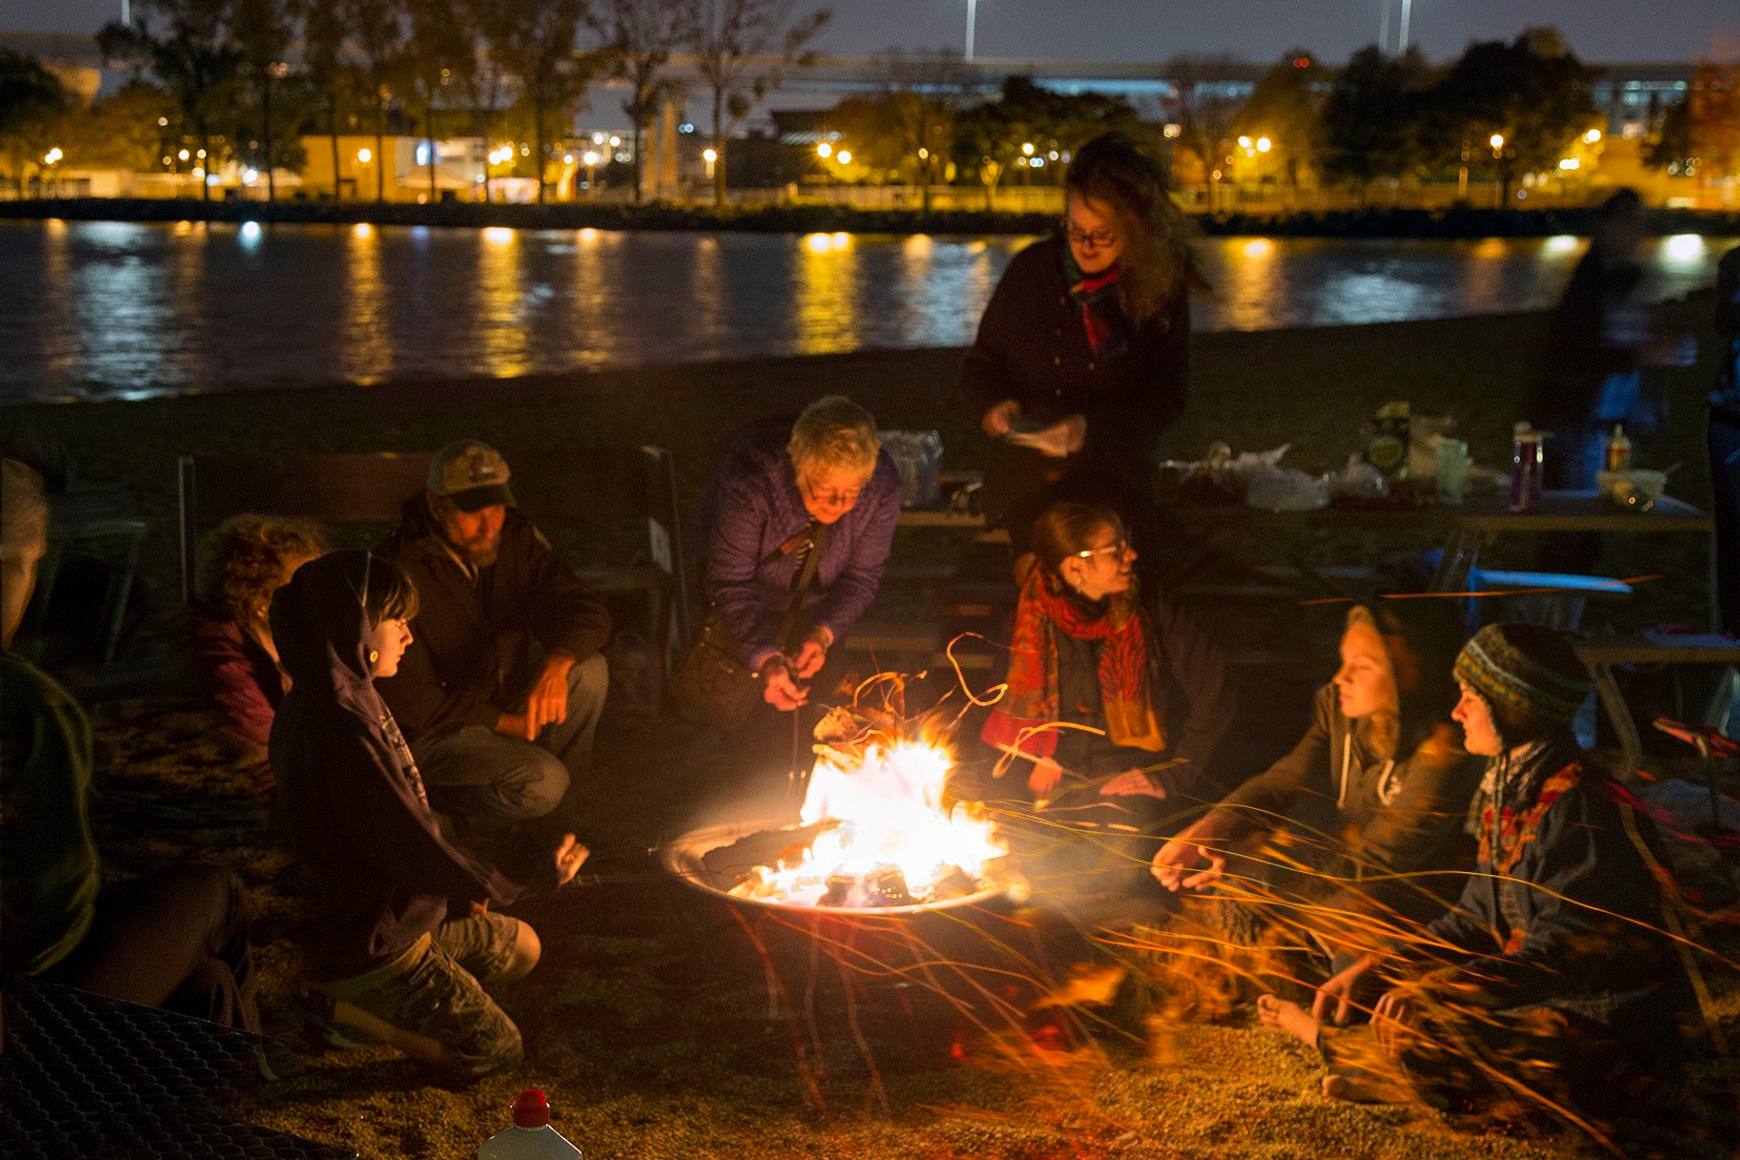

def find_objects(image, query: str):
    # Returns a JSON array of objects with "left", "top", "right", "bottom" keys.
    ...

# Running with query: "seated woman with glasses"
[
  {"left": 980, "top": 502, "right": 1235, "bottom": 892},
  {"left": 963, "top": 132, "right": 1207, "bottom": 574}
]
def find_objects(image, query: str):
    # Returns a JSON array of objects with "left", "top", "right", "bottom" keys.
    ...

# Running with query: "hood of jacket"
[
  {"left": 270, "top": 550, "right": 383, "bottom": 714},
  {"left": 1363, "top": 599, "right": 1466, "bottom": 756}
]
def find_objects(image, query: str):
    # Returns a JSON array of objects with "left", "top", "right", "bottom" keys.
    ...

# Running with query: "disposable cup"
[{"left": 1434, "top": 439, "right": 1469, "bottom": 504}]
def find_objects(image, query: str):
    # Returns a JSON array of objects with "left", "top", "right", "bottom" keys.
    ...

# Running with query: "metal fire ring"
[{"left": 659, "top": 817, "right": 1017, "bottom": 917}]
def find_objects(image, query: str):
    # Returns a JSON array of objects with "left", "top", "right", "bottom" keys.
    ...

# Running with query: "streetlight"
[
  {"left": 582, "top": 149, "right": 599, "bottom": 195},
  {"left": 1489, "top": 133, "right": 1504, "bottom": 152},
  {"left": 835, "top": 149, "right": 851, "bottom": 165},
  {"left": 816, "top": 141, "right": 832, "bottom": 159},
  {"left": 357, "top": 147, "right": 372, "bottom": 164},
  {"left": 1256, "top": 137, "right": 1272, "bottom": 153},
  {"left": 1584, "top": 128, "right": 1602, "bottom": 144}
]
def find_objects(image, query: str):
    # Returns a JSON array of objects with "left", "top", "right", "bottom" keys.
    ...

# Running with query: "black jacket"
[
  {"left": 375, "top": 497, "right": 612, "bottom": 740},
  {"left": 269, "top": 553, "right": 524, "bottom": 975},
  {"left": 962, "top": 234, "right": 1190, "bottom": 495}
]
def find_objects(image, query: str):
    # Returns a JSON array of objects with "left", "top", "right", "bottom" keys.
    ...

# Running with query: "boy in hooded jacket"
[{"left": 269, "top": 551, "right": 587, "bottom": 1077}]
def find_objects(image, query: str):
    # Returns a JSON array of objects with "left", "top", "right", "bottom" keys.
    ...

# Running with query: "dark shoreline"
[{"left": 5, "top": 196, "right": 1739, "bottom": 239}]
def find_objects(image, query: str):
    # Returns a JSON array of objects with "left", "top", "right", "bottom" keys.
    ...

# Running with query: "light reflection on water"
[{"left": 1, "top": 222, "right": 1733, "bottom": 404}]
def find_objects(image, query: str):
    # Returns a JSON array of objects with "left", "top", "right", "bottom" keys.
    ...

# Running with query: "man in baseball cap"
[
  {"left": 376, "top": 440, "right": 611, "bottom": 853},
  {"left": 427, "top": 440, "right": 516, "bottom": 513}
]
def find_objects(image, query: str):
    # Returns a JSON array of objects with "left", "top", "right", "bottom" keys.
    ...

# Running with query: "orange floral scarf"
[{"left": 982, "top": 567, "right": 1165, "bottom": 760}]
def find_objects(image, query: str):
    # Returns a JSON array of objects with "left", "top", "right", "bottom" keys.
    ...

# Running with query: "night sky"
[{"left": 2, "top": 0, "right": 1732, "bottom": 64}]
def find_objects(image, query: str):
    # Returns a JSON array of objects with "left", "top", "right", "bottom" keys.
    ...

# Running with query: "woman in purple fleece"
[{"left": 694, "top": 397, "right": 901, "bottom": 803}]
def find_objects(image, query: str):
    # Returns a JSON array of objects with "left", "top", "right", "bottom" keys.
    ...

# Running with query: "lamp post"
[{"left": 582, "top": 149, "right": 599, "bottom": 197}]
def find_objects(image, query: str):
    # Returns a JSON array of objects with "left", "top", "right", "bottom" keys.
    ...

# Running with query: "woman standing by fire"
[
  {"left": 963, "top": 132, "right": 1205, "bottom": 574},
  {"left": 981, "top": 502, "right": 1235, "bottom": 886}
]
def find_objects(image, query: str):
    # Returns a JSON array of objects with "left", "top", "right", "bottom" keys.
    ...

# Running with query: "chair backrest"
[{"left": 177, "top": 449, "right": 691, "bottom": 643}]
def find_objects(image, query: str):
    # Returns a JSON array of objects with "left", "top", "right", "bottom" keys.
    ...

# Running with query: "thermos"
[{"left": 1509, "top": 423, "right": 1546, "bottom": 513}]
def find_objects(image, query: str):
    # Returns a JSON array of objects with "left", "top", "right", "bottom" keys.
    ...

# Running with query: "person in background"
[
  {"left": 1152, "top": 601, "right": 1481, "bottom": 988},
  {"left": 375, "top": 441, "right": 611, "bottom": 848},
  {"left": 1707, "top": 244, "right": 1740, "bottom": 633},
  {"left": 1531, "top": 188, "right": 1689, "bottom": 493},
  {"left": 182, "top": 514, "right": 326, "bottom": 798},
  {"left": 1259, "top": 624, "right": 1699, "bottom": 1118},
  {"left": 982, "top": 502, "right": 1233, "bottom": 891},
  {"left": 270, "top": 551, "right": 587, "bottom": 1077},
  {"left": 2, "top": 458, "right": 259, "bottom": 1035},
  {"left": 963, "top": 131, "right": 1206, "bottom": 575}
]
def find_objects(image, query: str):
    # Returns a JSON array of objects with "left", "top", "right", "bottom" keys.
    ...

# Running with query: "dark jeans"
[
  {"left": 413, "top": 653, "right": 609, "bottom": 840},
  {"left": 46, "top": 863, "right": 257, "bottom": 1033}
]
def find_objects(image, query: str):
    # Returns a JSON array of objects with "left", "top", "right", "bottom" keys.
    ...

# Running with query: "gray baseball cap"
[{"left": 427, "top": 440, "right": 516, "bottom": 512}]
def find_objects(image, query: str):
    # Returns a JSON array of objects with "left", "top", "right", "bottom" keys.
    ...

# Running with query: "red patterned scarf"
[
  {"left": 1063, "top": 245, "right": 1127, "bottom": 360},
  {"left": 982, "top": 567, "right": 1165, "bottom": 759}
]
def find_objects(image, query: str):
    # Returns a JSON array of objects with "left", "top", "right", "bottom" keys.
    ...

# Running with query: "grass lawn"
[{"left": 11, "top": 296, "right": 1738, "bottom": 1158}]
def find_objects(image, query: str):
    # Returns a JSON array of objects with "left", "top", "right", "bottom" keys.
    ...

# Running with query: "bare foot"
[
  {"left": 1323, "top": 1071, "right": 1413, "bottom": 1105},
  {"left": 1256, "top": 993, "right": 1319, "bottom": 1049}
]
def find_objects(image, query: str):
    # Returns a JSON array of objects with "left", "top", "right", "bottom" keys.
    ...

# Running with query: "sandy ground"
[{"left": 13, "top": 300, "right": 1740, "bottom": 1158}]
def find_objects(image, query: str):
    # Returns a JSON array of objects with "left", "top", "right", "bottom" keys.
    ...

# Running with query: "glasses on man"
[
  {"left": 1064, "top": 224, "right": 1119, "bottom": 249},
  {"left": 1074, "top": 539, "right": 1128, "bottom": 561}
]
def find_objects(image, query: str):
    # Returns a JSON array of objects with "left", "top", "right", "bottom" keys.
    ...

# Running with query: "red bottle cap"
[{"left": 512, "top": 1090, "right": 550, "bottom": 1128}]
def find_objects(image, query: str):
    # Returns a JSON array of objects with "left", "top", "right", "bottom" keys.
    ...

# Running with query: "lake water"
[{"left": 3, "top": 220, "right": 1733, "bottom": 405}]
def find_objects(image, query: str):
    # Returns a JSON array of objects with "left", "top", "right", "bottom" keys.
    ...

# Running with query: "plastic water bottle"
[{"left": 478, "top": 1090, "right": 582, "bottom": 1159}]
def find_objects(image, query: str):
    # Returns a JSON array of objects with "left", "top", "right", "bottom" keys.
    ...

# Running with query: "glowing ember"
[{"left": 728, "top": 726, "right": 1007, "bottom": 909}]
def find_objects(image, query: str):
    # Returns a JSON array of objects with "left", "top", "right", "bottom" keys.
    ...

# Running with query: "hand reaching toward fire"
[
  {"left": 553, "top": 833, "right": 589, "bottom": 886},
  {"left": 789, "top": 626, "right": 832, "bottom": 679},
  {"left": 1027, "top": 757, "right": 1064, "bottom": 798},
  {"left": 761, "top": 656, "right": 809, "bottom": 711},
  {"left": 1150, "top": 827, "right": 1227, "bottom": 892}
]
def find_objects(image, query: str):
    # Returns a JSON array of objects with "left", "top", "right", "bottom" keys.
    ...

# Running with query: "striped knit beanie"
[{"left": 1453, "top": 623, "right": 1590, "bottom": 744}]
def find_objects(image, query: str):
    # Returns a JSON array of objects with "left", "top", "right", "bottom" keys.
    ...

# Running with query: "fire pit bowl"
[{"left": 660, "top": 816, "right": 1021, "bottom": 918}]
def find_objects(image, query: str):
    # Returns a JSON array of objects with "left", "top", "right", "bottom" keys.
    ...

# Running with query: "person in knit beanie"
[
  {"left": 1450, "top": 623, "right": 1590, "bottom": 750},
  {"left": 1255, "top": 620, "right": 1700, "bottom": 1119}
]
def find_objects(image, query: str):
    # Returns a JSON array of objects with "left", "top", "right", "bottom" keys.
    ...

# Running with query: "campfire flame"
[{"left": 730, "top": 724, "right": 1007, "bottom": 910}]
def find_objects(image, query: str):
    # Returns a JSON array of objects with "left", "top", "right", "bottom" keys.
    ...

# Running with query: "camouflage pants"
[{"left": 314, "top": 913, "right": 524, "bottom": 1077}]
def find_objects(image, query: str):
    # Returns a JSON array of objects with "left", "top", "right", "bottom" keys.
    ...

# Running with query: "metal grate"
[{"left": 1, "top": 979, "right": 358, "bottom": 1160}]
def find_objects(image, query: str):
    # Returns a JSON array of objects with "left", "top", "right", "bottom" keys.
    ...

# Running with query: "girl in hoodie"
[
  {"left": 1151, "top": 601, "right": 1483, "bottom": 978},
  {"left": 269, "top": 551, "right": 587, "bottom": 1077}
]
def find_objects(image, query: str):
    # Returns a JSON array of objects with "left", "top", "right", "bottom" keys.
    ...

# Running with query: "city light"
[
  {"left": 1162, "top": 123, "right": 1182, "bottom": 139},
  {"left": 583, "top": 150, "right": 599, "bottom": 167},
  {"left": 593, "top": 132, "right": 606, "bottom": 144},
  {"left": 1558, "top": 157, "right": 1579, "bottom": 171},
  {"left": 563, "top": 153, "right": 573, "bottom": 164},
  {"left": 817, "top": 141, "right": 832, "bottom": 158},
  {"left": 178, "top": 148, "right": 190, "bottom": 161},
  {"left": 1489, "top": 133, "right": 1505, "bottom": 151},
  {"left": 608, "top": 136, "right": 620, "bottom": 147},
  {"left": 1256, "top": 137, "right": 1272, "bottom": 153},
  {"left": 357, "top": 148, "right": 372, "bottom": 163},
  {"left": 1237, "top": 136, "right": 1252, "bottom": 149},
  {"left": 43, "top": 148, "right": 62, "bottom": 165},
  {"left": 836, "top": 150, "right": 851, "bottom": 165},
  {"left": 1021, "top": 142, "right": 1034, "bottom": 156},
  {"left": 242, "top": 168, "right": 258, "bottom": 183},
  {"left": 1584, "top": 128, "right": 1603, "bottom": 144},
  {"left": 702, "top": 148, "right": 717, "bottom": 163}
]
